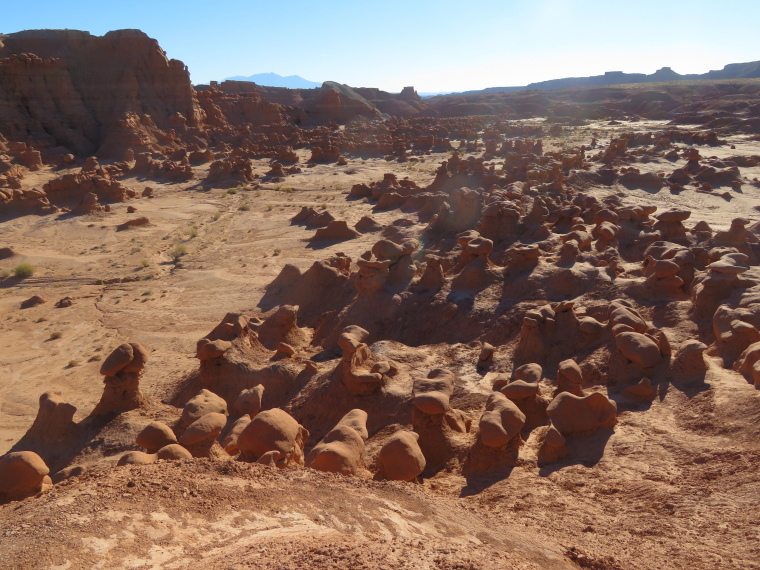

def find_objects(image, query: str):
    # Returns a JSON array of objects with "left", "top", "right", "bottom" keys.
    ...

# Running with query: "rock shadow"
[
  {"left": 538, "top": 426, "right": 615, "bottom": 476},
  {"left": 460, "top": 467, "right": 515, "bottom": 497}
]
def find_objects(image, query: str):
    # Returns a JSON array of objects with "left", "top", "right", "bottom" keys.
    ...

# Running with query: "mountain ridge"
[
  {"left": 225, "top": 72, "right": 321, "bottom": 89},
  {"left": 452, "top": 60, "right": 760, "bottom": 96}
]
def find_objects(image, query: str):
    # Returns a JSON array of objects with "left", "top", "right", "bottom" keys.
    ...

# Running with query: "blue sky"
[{"left": 2, "top": 0, "right": 758, "bottom": 92}]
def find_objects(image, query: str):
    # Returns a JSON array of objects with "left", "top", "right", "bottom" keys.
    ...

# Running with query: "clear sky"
[{"left": 2, "top": 0, "right": 758, "bottom": 93}]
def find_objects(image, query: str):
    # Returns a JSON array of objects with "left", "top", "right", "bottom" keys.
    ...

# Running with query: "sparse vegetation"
[
  {"left": 189, "top": 227, "right": 199, "bottom": 238},
  {"left": 0, "top": 268, "right": 11, "bottom": 278},
  {"left": 170, "top": 243, "right": 187, "bottom": 262},
  {"left": 49, "top": 331, "right": 62, "bottom": 340},
  {"left": 238, "top": 204, "right": 251, "bottom": 211},
  {"left": 67, "top": 360, "right": 80, "bottom": 368},
  {"left": 227, "top": 188, "right": 237, "bottom": 194},
  {"left": 212, "top": 211, "right": 221, "bottom": 221},
  {"left": 140, "top": 259, "right": 149, "bottom": 267},
  {"left": 13, "top": 263, "right": 35, "bottom": 279}
]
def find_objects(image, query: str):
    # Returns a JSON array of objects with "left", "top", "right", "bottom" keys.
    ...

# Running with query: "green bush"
[{"left": 13, "top": 263, "right": 35, "bottom": 279}]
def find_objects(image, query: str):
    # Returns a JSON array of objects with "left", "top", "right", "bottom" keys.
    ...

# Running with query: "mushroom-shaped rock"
[
  {"left": 514, "top": 363, "right": 542, "bottom": 384},
  {"left": 234, "top": 386, "right": 265, "bottom": 417},
  {"left": 355, "top": 258, "right": 391, "bottom": 294},
  {"left": 615, "top": 332, "right": 662, "bottom": 368},
  {"left": 371, "top": 238, "right": 418, "bottom": 261},
  {"left": 223, "top": 415, "right": 252, "bottom": 455},
  {"left": 547, "top": 392, "right": 617, "bottom": 435},
  {"left": 413, "top": 368, "right": 455, "bottom": 415},
  {"left": 136, "top": 421, "right": 177, "bottom": 453},
  {"left": 338, "top": 325, "right": 370, "bottom": 354},
  {"left": 156, "top": 444, "right": 193, "bottom": 461},
  {"left": 0, "top": 451, "right": 50, "bottom": 503},
  {"left": 196, "top": 338, "right": 232, "bottom": 360},
  {"left": 179, "top": 412, "right": 227, "bottom": 446},
  {"left": 609, "top": 303, "right": 648, "bottom": 333},
  {"left": 656, "top": 209, "right": 691, "bottom": 223},
  {"left": 237, "top": 409, "right": 309, "bottom": 467},
  {"left": 181, "top": 389, "right": 228, "bottom": 427},
  {"left": 92, "top": 342, "right": 150, "bottom": 415},
  {"left": 376, "top": 431, "right": 426, "bottom": 481},
  {"left": 707, "top": 257, "right": 750, "bottom": 275},
  {"left": 100, "top": 342, "right": 149, "bottom": 376},
  {"left": 337, "top": 325, "right": 393, "bottom": 395},
  {"left": 100, "top": 343, "right": 135, "bottom": 376},
  {"left": 117, "top": 451, "right": 157, "bottom": 466},
  {"left": 478, "top": 392, "right": 526, "bottom": 448},
  {"left": 556, "top": 359, "right": 584, "bottom": 396},
  {"left": 306, "top": 410, "right": 369, "bottom": 476}
]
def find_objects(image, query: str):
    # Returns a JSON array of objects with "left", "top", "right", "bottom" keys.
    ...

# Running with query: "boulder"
[
  {"left": 0, "top": 451, "right": 50, "bottom": 503},
  {"left": 156, "top": 444, "right": 193, "bottom": 461},
  {"left": 413, "top": 368, "right": 455, "bottom": 415},
  {"left": 546, "top": 392, "right": 617, "bottom": 435},
  {"left": 478, "top": 392, "right": 526, "bottom": 448},
  {"left": 179, "top": 412, "right": 227, "bottom": 446},
  {"left": 181, "top": 389, "right": 228, "bottom": 428},
  {"left": 615, "top": 332, "right": 662, "bottom": 368},
  {"left": 376, "top": 431, "right": 426, "bottom": 481},
  {"left": 237, "top": 409, "right": 309, "bottom": 467},
  {"left": 136, "top": 421, "right": 177, "bottom": 453},
  {"left": 117, "top": 451, "right": 157, "bottom": 466},
  {"left": 306, "top": 409, "right": 369, "bottom": 476}
]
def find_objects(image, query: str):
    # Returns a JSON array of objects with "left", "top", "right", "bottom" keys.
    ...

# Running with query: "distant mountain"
[
  {"left": 418, "top": 91, "right": 455, "bottom": 99},
  {"left": 456, "top": 60, "right": 760, "bottom": 96},
  {"left": 225, "top": 72, "right": 321, "bottom": 89}
]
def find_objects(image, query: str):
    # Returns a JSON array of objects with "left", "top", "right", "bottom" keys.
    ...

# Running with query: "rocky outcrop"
[{"left": 0, "top": 29, "right": 202, "bottom": 158}]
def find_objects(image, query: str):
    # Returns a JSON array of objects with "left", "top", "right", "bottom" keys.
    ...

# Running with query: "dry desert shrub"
[{"left": 13, "top": 263, "right": 35, "bottom": 279}]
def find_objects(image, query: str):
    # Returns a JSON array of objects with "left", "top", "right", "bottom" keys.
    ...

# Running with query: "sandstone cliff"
[{"left": 0, "top": 29, "right": 202, "bottom": 157}]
